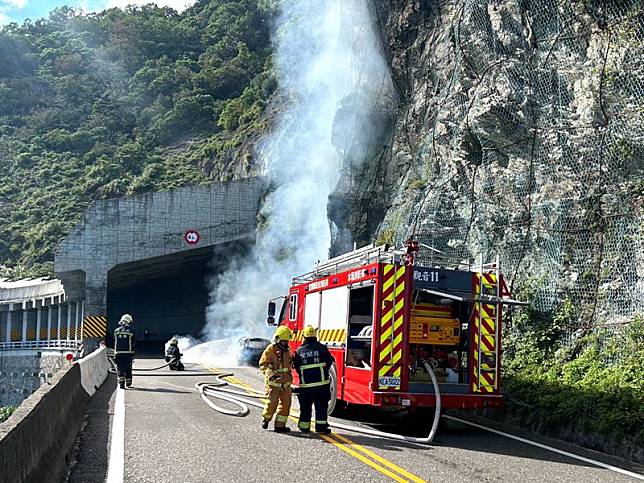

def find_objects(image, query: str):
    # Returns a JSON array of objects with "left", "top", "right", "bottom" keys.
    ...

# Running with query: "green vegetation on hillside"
[
  {"left": 0, "top": 405, "right": 17, "bottom": 423},
  {"left": 503, "top": 289, "right": 644, "bottom": 455},
  {"left": 0, "top": 1, "right": 277, "bottom": 278}
]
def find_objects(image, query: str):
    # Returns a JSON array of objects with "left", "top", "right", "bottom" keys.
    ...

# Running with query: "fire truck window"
[
  {"left": 289, "top": 294, "right": 298, "bottom": 321},
  {"left": 347, "top": 286, "right": 374, "bottom": 369},
  {"left": 349, "top": 286, "right": 373, "bottom": 319},
  {"left": 278, "top": 298, "right": 287, "bottom": 324}
]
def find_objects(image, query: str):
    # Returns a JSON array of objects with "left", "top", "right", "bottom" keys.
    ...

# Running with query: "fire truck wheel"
[{"left": 328, "top": 363, "right": 339, "bottom": 415}]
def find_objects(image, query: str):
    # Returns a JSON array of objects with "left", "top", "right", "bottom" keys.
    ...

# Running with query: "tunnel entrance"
[{"left": 106, "top": 241, "right": 250, "bottom": 346}]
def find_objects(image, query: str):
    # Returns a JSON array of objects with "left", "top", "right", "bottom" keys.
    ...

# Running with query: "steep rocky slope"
[
  {"left": 328, "top": 0, "right": 643, "bottom": 459},
  {"left": 334, "top": 0, "right": 642, "bottom": 328}
]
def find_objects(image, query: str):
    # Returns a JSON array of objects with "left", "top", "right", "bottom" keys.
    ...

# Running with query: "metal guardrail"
[
  {"left": 293, "top": 244, "right": 404, "bottom": 284},
  {"left": 292, "top": 244, "right": 501, "bottom": 284},
  {"left": 0, "top": 340, "right": 80, "bottom": 351}
]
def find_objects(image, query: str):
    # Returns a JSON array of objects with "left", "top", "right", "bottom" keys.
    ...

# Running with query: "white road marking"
[
  {"left": 106, "top": 386, "right": 125, "bottom": 483},
  {"left": 444, "top": 415, "right": 644, "bottom": 481}
]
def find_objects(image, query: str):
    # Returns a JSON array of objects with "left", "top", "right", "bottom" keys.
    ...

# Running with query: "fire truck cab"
[{"left": 267, "top": 244, "right": 525, "bottom": 412}]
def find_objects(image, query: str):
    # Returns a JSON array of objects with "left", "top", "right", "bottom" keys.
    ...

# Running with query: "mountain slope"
[{"left": 0, "top": 1, "right": 276, "bottom": 277}]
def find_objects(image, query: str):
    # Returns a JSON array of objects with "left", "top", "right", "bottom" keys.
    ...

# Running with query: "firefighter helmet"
[
  {"left": 170, "top": 337, "right": 178, "bottom": 345},
  {"left": 274, "top": 326, "right": 293, "bottom": 342},
  {"left": 119, "top": 313, "right": 133, "bottom": 326},
  {"left": 302, "top": 325, "right": 317, "bottom": 338}
]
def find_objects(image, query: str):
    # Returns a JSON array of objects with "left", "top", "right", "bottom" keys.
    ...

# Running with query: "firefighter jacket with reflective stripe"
[
  {"left": 294, "top": 339, "right": 334, "bottom": 389},
  {"left": 114, "top": 326, "right": 135, "bottom": 355},
  {"left": 259, "top": 343, "right": 293, "bottom": 388}
]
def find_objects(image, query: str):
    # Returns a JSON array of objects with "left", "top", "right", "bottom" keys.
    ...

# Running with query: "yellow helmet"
[
  {"left": 302, "top": 325, "right": 317, "bottom": 338},
  {"left": 274, "top": 326, "right": 293, "bottom": 342}
]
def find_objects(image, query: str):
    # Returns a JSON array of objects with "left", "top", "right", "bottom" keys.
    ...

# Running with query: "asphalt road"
[{"left": 68, "top": 358, "right": 644, "bottom": 483}]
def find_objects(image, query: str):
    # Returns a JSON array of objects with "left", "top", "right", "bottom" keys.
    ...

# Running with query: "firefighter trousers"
[
  {"left": 262, "top": 386, "right": 292, "bottom": 428},
  {"left": 168, "top": 359, "right": 185, "bottom": 371},
  {"left": 115, "top": 355, "right": 133, "bottom": 386},
  {"left": 297, "top": 386, "right": 330, "bottom": 432}
]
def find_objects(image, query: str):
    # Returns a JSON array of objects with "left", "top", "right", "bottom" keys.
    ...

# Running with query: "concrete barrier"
[
  {"left": 78, "top": 346, "right": 109, "bottom": 397},
  {"left": 0, "top": 347, "right": 109, "bottom": 483}
]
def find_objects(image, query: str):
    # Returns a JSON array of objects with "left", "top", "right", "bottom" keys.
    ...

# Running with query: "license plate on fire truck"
[{"left": 378, "top": 376, "right": 401, "bottom": 387}]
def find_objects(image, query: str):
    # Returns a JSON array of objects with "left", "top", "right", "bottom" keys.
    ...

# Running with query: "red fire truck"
[{"left": 267, "top": 244, "right": 525, "bottom": 413}]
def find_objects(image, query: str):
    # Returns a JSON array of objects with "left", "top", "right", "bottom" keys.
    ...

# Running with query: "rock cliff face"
[{"left": 332, "top": 0, "right": 643, "bottom": 326}]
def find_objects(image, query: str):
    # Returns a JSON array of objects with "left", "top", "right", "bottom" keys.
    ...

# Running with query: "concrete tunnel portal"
[
  {"left": 54, "top": 178, "right": 266, "bottom": 350},
  {"left": 106, "top": 241, "right": 251, "bottom": 344}
]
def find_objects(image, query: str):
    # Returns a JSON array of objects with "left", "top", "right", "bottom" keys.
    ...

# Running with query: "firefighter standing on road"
[
  {"left": 113, "top": 314, "right": 136, "bottom": 389},
  {"left": 259, "top": 326, "right": 293, "bottom": 433},
  {"left": 294, "top": 325, "right": 334, "bottom": 434}
]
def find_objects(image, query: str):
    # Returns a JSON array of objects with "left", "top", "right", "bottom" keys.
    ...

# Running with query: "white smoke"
[
  {"left": 180, "top": 338, "right": 242, "bottom": 367},
  {"left": 165, "top": 334, "right": 198, "bottom": 354},
  {"left": 163, "top": 335, "right": 243, "bottom": 368},
  {"left": 196, "top": 0, "right": 394, "bottom": 366}
]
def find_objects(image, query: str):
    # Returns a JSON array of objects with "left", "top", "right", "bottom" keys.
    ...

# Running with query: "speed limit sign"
[{"left": 184, "top": 229, "right": 200, "bottom": 245}]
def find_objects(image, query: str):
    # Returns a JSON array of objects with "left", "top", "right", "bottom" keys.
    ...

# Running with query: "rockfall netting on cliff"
[{"left": 366, "top": 1, "right": 643, "bottom": 335}]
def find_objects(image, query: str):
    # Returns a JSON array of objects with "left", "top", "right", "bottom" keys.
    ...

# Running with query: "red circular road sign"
[{"left": 184, "top": 229, "right": 200, "bottom": 245}]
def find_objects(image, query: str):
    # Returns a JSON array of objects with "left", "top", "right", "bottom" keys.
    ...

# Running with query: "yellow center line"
[
  {"left": 279, "top": 413, "right": 416, "bottom": 482},
  {"left": 202, "top": 366, "right": 425, "bottom": 482},
  {"left": 330, "top": 433, "right": 427, "bottom": 483},
  {"left": 317, "top": 433, "right": 410, "bottom": 483},
  {"left": 284, "top": 416, "right": 425, "bottom": 482}
]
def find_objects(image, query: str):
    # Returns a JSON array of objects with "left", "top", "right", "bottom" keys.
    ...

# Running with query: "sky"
[{"left": 0, "top": 0, "right": 196, "bottom": 24}]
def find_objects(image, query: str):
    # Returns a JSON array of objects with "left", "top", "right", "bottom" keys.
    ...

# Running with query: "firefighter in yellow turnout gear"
[{"left": 259, "top": 326, "right": 294, "bottom": 433}]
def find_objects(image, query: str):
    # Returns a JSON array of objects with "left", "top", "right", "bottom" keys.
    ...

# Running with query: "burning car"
[{"left": 237, "top": 337, "right": 270, "bottom": 366}]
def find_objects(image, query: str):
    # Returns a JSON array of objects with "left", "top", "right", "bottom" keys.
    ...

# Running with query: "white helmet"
[
  {"left": 119, "top": 313, "right": 133, "bottom": 326},
  {"left": 170, "top": 337, "right": 178, "bottom": 345}
]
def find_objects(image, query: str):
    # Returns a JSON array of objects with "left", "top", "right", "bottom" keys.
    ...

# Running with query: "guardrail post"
[
  {"left": 57, "top": 304, "right": 62, "bottom": 341},
  {"left": 5, "top": 307, "right": 11, "bottom": 342},
  {"left": 47, "top": 305, "right": 52, "bottom": 341},
  {"left": 22, "top": 306, "right": 28, "bottom": 342},
  {"left": 66, "top": 302, "right": 72, "bottom": 342},
  {"left": 75, "top": 301, "right": 80, "bottom": 342},
  {"left": 36, "top": 305, "right": 42, "bottom": 341},
  {"left": 80, "top": 300, "right": 84, "bottom": 341}
]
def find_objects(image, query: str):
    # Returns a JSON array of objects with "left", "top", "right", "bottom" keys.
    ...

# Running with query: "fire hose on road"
[
  {"left": 196, "top": 361, "right": 442, "bottom": 445},
  {"left": 107, "top": 350, "right": 178, "bottom": 373},
  {"left": 106, "top": 349, "right": 441, "bottom": 444}
]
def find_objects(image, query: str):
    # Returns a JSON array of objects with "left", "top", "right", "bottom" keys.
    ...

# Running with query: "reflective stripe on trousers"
[{"left": 262, "top": 386, "right": 292, "bottom": 428}]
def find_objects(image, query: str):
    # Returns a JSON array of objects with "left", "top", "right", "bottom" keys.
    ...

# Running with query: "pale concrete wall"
[
  {"left": 0, "top": 352, "right": 66, "bottom": 406},
  {"left": 54, "top": 178, "right": 265, "bottom": 322}
]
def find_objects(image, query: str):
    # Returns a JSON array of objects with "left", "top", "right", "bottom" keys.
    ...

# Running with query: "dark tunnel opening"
[{"left": 106, "top": 240, "right": 252, "bottom": 349}]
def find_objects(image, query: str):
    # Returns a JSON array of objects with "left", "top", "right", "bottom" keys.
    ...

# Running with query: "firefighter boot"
[
  {"left": 119, "top": 381, "right": 125, "bottom": 389},
  {"left": 315, "top": 422, "right": 331, "bottom": 434},
  {"left": 262, "top": 419, "right": 270, "bottom": 430},
  {"left": 298, "top": 421, "right": 311, "bottom": 434},
  {"left": 274, "top": 413, "right": 290, "bottom": 433}
]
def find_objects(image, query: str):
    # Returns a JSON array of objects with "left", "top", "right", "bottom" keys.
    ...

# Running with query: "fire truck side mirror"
[
  {"left": 267, "top": 316, "right": 276, "bottom": 326},
  {"left": 267, "top": 301, "right": 276, "bottom": 317}
]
